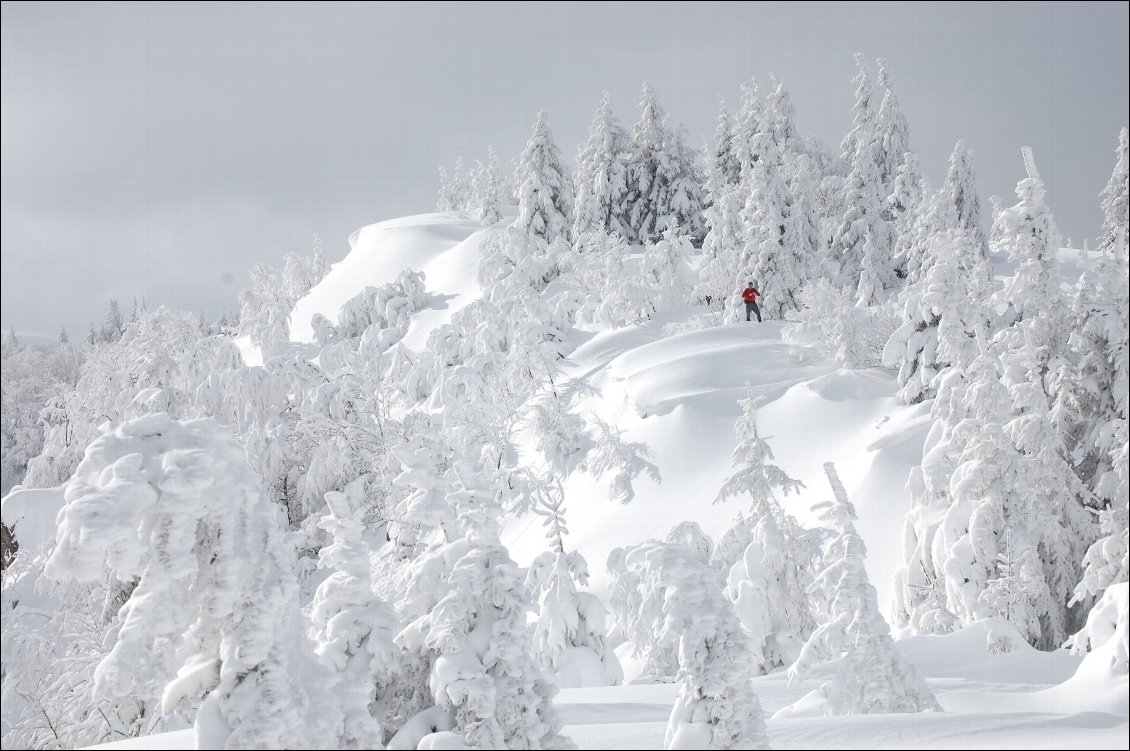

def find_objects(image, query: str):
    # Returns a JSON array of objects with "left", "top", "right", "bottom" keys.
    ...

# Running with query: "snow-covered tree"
[
  {"left": 886, "top": 152, "right": 926, "bottom": 275},
  {"left": 831, "top": 139, "right": 895, "bottom": 291},
  {"left": 714, "top": 391, "right": 815, "bottom": 670},
  {"left": 517, "top": 110, "right": 575, "bottom": 244},
  {"left": 478, "top": 147, "right": 504, "bottom": 226},
  {"left": 977, "top": 528, "right": 1046, "bottom": 641},
  {"left": 526, "top": 545, "right": 623, "bottom": 688},
  {"left": 45, "top": 414, "right": 321, "bottom": 748},
  {"left": 628, "top": 544, "right": 769, "bottom": 750},
  {"left": 732, "top": 77, "right": 765, "bottom": 181},
  {"left": 437, "top": 165, "right": 456, "bottom": 211},
  {"left": 641, "top": 221, "right": 695, "bottom": 312},
  {"left": 708, "top": 100, "right": 742, "bottom": 192},
  {"left": 883, "top": 228, "right": 993, "bottom": 404},
  {"left": 393, "top": 460, "right": 570, "bottom": 749},
  {"left": 1057, "top": 227, "right": 1128, "bottom": 614},
  {"left": 767, "top": 75, "right": 799, "bottom": 161},
  {"left": 103, "top": 299, "right": 126, "bottom": 343},
  {"left": 732, "top": 132, "right": 791, "bottom": 321},
  {"left": 626, "top": 84, "right": 706, "bottom": 244},
  {"left": 872, "top": 58, "right": 910, "bottom": 194},
  {"left": 310, "top": 477, "right": 401, "bottom": 748},
  {"left": 840, "top": 53, "right": 874, "bottom": 166},
  {"left": 581, "top": 415, "right": 661, "bottom": 504},
  {"left": 1098, "top": 127, "right": 1128, "bottom": 255},
  {"left": 450, "top": 157, "right": 472, "bottom": 211},
  {"left": 785, "top": 277, "right": 899, "bottom": 369},
  {"left": 788, "top": 464, "right": 940, "bottom": 715},
  {"left": 1, "top": 336, "right": 83, "bottom": 494},
  {"left": 574, "top": 92, "right": 631, "bottom": 243},
  {"left": 943, "top": 141, "right": 989, "bottom": 255},
  {"left": 238, "top": 262, "right": 292, "bottom": 359},
  {"left": 715, "top": 390, "right": 803, "bottom": 510}
]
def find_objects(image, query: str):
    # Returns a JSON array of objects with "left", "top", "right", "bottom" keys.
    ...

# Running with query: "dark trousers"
[{"left": 745, "top": 302, "right": 761, "bottom": 322}]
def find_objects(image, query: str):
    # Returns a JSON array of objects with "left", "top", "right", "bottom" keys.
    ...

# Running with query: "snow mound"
[{"left": 290, "top": 211, "right": 495, "bottom": 350}]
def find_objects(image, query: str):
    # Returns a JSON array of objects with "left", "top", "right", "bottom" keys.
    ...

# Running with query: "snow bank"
[{"left": 290, "top": 211, "right": 489, "bottom": 349}]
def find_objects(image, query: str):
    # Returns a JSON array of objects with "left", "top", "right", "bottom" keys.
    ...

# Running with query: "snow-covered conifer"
[
  {"left": 1098, "top": 127, "right": 1128, "bottom": 254},
  {"left": 478, "top": 147, "right": 504, "bottom": 226},
  {"left": 517, "top": 110, "right": 575, "bottom": 244},
  {"left": 393, "top": 460, "right": 570, "bottom": 749},
  {"left": 437, "top": 165, "right": 455, "bottom": 211},
  {"left": 840, "top": 53, "right": 874, "bottom": 165},
  {"left": 943, "top": 141, "right": 988, "bottom": 255},
  {"left": 714, "top": 391, "right": 815, "bottom": 670},
  {"left": 574, "top": 92, "right": 630, "bottom": 242},
  {"left": 638, "top": 544, "right": 769, "bottom": 750},
  {"left": 311, "top": 477, "right": 400, "bottom": 748},
  {"left": 788, "top": 464, "right": 940, "bottom": 714},
  {"left": 872, "top": 58, "right": 910, "bottom": 194},
  {"left": 581, "top": 415, "right": 661, "bottom": 504},
  {"left": 641, "top": 220, "right": 695, "bottom": 312}
]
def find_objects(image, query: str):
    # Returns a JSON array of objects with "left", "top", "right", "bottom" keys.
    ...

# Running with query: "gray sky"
[{"left": 2, "top": 1, "right": 1127, "bottom": 338}]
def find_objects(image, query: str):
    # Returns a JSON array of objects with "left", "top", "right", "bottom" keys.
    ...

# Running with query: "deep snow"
[{"left": 11, "top": 210, "right": 1120, "bottom": 750}]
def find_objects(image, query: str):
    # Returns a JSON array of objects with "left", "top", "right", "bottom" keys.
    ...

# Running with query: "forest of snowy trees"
[{"left": 1, "top": 56, "right": 1127, "bottom": 750}]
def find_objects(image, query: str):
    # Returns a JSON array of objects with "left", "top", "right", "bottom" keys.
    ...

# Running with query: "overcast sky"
[{"left": 2, "top": 1, "right": 1127, "bottom": 338}]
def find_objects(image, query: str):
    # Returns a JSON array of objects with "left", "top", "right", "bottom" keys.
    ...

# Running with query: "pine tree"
[
  {"left": 699, "top": 98, "right": 749, "bottom": 311},
  {"left": 887, "top": 152, "right": 926, "bottom": 276},
  {"left": 735, "top": 132, "right": 794, "bottom": 321},
  {"left": 574, "top": 92, "right": 631, "bottom": 242},
  {"left": 450, "top": 157, "right": 472, "bottom": 211},
  {"left": 310, "top": 477, "right": 399, "bottom": 748},
  {"left": 788, "top": 464, "right": 940, "bottom": 715},
  {"left": 1098, "top": 127, "right": 1129, "bottom": 254},
  {"left": 1062, "top": 230, "right": 1129, "bottom": 608},
  {"left": 767, "top": 75, "right": 799, "bottom": 161},
  {"left": 872, "top": 58, "right": 911, "bottom": 195},
  {"left": 437, "top": 165, "right": 455, "bottom": 211},
  {"left": 831, "top": 140, "right": 894, "bottom": 290},
  {"left": 517, "top": 110, "right": 575, "bottom": 245},
  {"left": 478, "top": 146, "right": 504, "bottom": 226},
  {"left": 647, "top": 544, "right": 769, "bottom": 750},
  {"left": 943, "top": 141, "right": 989, "bottom": 256},
  {"left": 840, "top": 53, "right": 874, "bottom": 166},
  {"left": 708, "top": 100, "right": 742, "bottom": 191},
  {"left": 393, "top": 460, "right": 570, "bottom": 749},
  {"left": 884, "top": 228, "right": 992, "bottom": 404}
]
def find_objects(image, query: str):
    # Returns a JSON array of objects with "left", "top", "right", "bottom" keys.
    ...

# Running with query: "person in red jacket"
[{"left": 741, "top": 282, "right": 762, "bottom": 322}]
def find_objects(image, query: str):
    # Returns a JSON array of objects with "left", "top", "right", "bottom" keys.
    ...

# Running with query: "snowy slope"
[
  {"left": 289, "top": 211, "right": 500, "bottom": 350},
  {"left": 279, "top": 214, "right": 1089, "bottom": 622},
  {"left": 69, "top": 212, "right": 1125, "bottom": 751}
]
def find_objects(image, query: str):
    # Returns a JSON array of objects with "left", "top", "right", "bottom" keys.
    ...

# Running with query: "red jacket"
[{"left": 742, "top": 287, "right": 761, "bottom": 304}]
